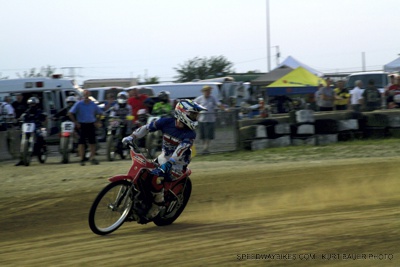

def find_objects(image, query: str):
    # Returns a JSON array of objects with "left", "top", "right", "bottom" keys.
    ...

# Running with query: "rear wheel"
[
  {"left": 37, "top": 141, "right": 47, "bottom": 164},
  {"left": 88, "top": 180, "right": 133, "bottom": 235},
  {"left": 106, "top": 135, "right": 115, "bottom": 161},
  {"left": 153, "top": 178, "right": 192, "bottom": 226}
]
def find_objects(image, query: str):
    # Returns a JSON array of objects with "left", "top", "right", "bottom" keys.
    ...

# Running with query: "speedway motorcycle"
[
  {"left": 88, "top": 140, "right": 192, "bottom": 235},
  {"left": 105, "top": 115, "right": 133, "bottom": 161},
  {"left": 19, "top": 121, "right": 48, "bottom": 166},
  {"left": 59, "top": 120, "right": 75, "bottom": 164}
]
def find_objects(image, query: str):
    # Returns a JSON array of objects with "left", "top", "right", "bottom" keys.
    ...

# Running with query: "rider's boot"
[{"left": 146, "top": 189, "right": 164, "bottom": 219}]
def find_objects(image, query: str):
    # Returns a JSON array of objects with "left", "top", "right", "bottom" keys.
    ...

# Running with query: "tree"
[
  {"left": 174, "top": 56, "right": 233, "bottom": 82},
  {"left": 136, "top": 75, "right": 160, "bottom": 85},
  {"left": 16, "top": 65, "right": 56, "bottom": 78}
]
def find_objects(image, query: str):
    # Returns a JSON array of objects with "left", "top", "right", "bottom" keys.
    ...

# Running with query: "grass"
[{"left": 194, "top": 138, "right": 400, "bottom": 163}]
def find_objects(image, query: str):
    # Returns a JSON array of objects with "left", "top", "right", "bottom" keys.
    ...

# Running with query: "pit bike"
[
  {"left": 88, "top": 140, "right": 192, "bottom": 235},
  {"left": 58, "top": 120, "right": 76, "bottom": 164},
  {"left": 19, "top": 121, "right": 48, "bottom": 166},
  {"left": 105, "top": 115, "right": 132, "bottom": 161}
]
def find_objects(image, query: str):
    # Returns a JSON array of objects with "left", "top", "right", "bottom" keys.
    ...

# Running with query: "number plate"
[
  {"left": 61, "top": 121, "right": 75, "bottom": 133},
  {"left": 22, "top": 123, "right": 35, "bottom": 133}
]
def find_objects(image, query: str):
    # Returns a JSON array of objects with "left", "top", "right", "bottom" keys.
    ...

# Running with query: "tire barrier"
[{"left": 239, "top": 109, "right": 400, "bottom": 150}]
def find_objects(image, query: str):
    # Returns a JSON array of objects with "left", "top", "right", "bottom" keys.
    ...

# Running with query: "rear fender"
[{"left": 108, "top": 175, "right": 134, "bottom": 182}]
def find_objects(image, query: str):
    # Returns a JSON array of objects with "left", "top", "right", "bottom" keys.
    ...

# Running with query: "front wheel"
[
  {"left": 153, "top": 178, "right": 192, "bottom": 226},
  {"left": 60, "top": 137, "right": 70, "bottom": 164},
  {"left": 106, "top": 135, "right": 116, "bottom": 161},
  {"left": 21, "top": 139, "right": 31, "bottom": 166},
  {"left": 88, "top": 180, "right": 133, "bottom": 235}
]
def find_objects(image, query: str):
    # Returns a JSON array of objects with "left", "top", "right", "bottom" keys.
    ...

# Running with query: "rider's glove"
[
  {"left": 122, "top": 136, "right": 134, "bottom": 145},
  {"left": 151, "top": 159, "right": 174, "bottom": 177}
]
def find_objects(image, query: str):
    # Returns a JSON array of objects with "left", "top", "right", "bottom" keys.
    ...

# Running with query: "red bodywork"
[{"left": 108, "top": 149, "right": 191, "bottom": 193}]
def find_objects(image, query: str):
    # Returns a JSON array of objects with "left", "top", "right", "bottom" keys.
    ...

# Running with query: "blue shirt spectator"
[{"left": 69, "top": 99, "right": 103, "bottom": 123}]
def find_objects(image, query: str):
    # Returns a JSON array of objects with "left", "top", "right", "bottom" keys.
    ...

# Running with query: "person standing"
[
  {"left": 333, "top": 80, "right": 351, "bottom": 110},
  {"left": 127, "top": 88, "right": 148, "bottom": 120},
  {"left": 319, "top": 78, "right": 335, "bottom": 111},
  {"left": 350, "top": 80, "right": 364, "bottom": 112},
  {"left": 68, "top": 90, "right": 103, "bottom": 166},
  {"left": 362, "top": 79, "right": 381, "bottom": 112},
  {"left": 12, "top": 93, "right": 28, "bottom": 119},
  {"left": 194, "top": 85, "right": 224, "bottom": 154}
]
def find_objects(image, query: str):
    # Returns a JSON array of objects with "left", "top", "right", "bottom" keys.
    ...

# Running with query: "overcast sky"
[{"left": 1, "top": 0, "right": 399, "bottom": 83}]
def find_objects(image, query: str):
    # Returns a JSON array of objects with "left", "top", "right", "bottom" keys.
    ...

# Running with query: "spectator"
[
  {"left": 194, "top": 85, "right": 225, "bottom": 154},
  {"left": 127, "top": 88, "right": 148, "bottom": 120},
  {"left": 334, "top": 80, "right": 351, "bottom": 110},
  {"left": 350, "top": 80, "right": 364, "bottom": 112},
  {"left": 362, "top": 79, "right": 381, "bottom": 111},
  {"left": 0, "top": 96, "right": 15, "bottom": 131},
  {"left": 319, "top": 78, "right": 335, "bottom": 111},
  {"left": 152, "top": 91, "right": 172, "bottom": 116},
  {"left": 68, "top": 90, "right": 103, "bottom": 166},
  {"left": 386, "top": 76, "right": 400, "bottom": 109},
  {"left": 12, "top": 93, "right": 28, "bottom": 119},
  {"left": 103, "top": 93, "right": 117, "bottom": 112},
  {"left": 314, "top": 83, "right": 324, "bottom": 111}
]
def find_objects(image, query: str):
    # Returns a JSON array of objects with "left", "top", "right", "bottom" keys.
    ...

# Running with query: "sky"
[{"left": 1, "top": 0, "right": 399, "bottom": 84}]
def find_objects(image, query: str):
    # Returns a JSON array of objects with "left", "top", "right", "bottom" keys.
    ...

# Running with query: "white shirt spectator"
[
  {"left": 0, "top": 102, "right": 15, "bottom": 123},
  {"left": 350, "top": 86, "right": 364, "bottom": 105}
]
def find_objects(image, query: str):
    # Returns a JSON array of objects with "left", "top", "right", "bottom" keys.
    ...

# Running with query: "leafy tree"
[
  {"left": 137, "top": 75, "right": 160, "bottom": 85},
  {"left": 16, "top": 65, "right": 56, "bottom": 78},
  {"left": 174, "top": 56, "right": 233, "bottom": 82}
]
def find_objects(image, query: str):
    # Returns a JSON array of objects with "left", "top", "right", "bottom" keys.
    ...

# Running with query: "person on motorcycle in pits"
[
  {"left": 108, "top": 91, "right": 133, "bottom": 135},
  {"left": 152, "top": 91, "right": 173, "bottom": 116},
  {"left": 15, "top": 97, "right": 48, "bottom": 166},
  {"left": 122, "top": 99, "right": 207, "bottom": 219}
]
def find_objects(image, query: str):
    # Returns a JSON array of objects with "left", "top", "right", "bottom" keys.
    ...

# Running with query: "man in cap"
[{"left": 194, "top": 85, "right": 224, "bottom": 154}]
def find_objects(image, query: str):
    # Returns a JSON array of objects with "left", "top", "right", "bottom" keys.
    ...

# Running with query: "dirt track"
[{"left": 0, "top": 154, "right": 399, "bottom": 266}]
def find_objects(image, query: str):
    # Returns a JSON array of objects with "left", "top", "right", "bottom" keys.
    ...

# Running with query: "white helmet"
[
  {"left": 27, "top": 96, "right": 40, "bottom": 105},
  {"left": 174, "top": 99, "right": 207, "bottom": 130},
  {"left": 117, "top": 91, "right": 128, "bottom": 104},
  {"left": 66, "top": 96, "right": 77, "bottom": 104}
]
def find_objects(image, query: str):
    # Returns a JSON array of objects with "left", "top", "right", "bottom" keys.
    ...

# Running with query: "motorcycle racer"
[
  {"left": 109, "top": 91, "right": 133, "bottom": 135},
  {"left": 122, "top": 99, "right": 206, "bottom": 219},
  {"left": 152, "top": 91, "right": 172, "bottom": 116},
  {"left": 15, "top": 97, "right": 48, "bottom": 166}
]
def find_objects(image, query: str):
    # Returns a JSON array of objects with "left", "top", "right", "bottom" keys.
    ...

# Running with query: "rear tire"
[
  {"left": 88, "top": 180, "right": 133, "bottom": 235},
  {"left": 153, "top": 178, "right": 192, "bottom": 226}
]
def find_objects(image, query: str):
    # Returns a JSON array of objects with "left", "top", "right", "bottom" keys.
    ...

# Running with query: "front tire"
[
  {"left": 21, "top": 140, "right": 31, "bottom": 166},
  {"left": 60, "top": 137, "right": 70, "bottom": 164},
  {"left": 106, "top": 135, "right": 115, "bottom": 161},
  {"left": 153, "top": 178, "right": 192, "bottom": 226},
  {"left": 88, "top": 180, "right": 133, "bottom": 235}
]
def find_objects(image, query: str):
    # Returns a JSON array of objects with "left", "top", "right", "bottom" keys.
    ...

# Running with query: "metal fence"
[{"left": 193, "top": 109, "right": 240, "bottom": 154}]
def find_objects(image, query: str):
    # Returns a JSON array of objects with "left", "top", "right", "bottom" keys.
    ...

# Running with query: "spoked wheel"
[
  {"left": 153, "top": 178, "right": 192, "bottom": 226},
  {"left": 37, "top": 144, "right": 48, "bottom": 164},
  {"left": 21, "top": 140, "right": 31, "bottom": 166},
  {"left": 88, "top": 180, "right": 134, "bottom": 235},
  {"left": 106, "top": 135, "right": 116, "bottom": 161}
]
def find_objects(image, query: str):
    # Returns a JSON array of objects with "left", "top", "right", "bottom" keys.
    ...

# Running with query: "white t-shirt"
[
  {"left": 350, "top": 87, "right": 364, "bottom": 105},
  {"left": 194, "top": 95, "right": 221, "bottom": 123}
]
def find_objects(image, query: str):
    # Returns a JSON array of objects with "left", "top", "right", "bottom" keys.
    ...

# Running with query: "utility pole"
[{"left": 266, "top": 0, "right": 271, "bottom": 72}]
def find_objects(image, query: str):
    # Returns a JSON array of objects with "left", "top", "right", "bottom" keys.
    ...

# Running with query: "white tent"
[
  {"left": 384, "top": 57, "right": 400, "bottom": 73},
  {"left": 274, "top": 56, "right": 324, "bottom": 77}
]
